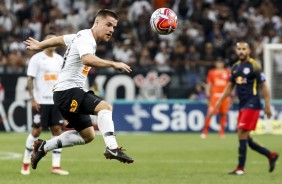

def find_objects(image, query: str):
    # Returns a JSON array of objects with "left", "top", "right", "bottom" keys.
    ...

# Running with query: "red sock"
[
  {"left": 236, "top": 167, "right": 244, "bottom": 171},
  {"left": 23, "top": 163, "right": 29, "bottom": 170},
  {"left": 269, "top": 152, "right": 277, "bottom": 158},
  {"left": 52, "top": 166, "right": 61, "bottom": 170}
]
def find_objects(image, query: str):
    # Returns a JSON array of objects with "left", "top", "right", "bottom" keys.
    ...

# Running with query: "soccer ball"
[{"left": 150, "top": 8, "right": 178, "bottom": 35}]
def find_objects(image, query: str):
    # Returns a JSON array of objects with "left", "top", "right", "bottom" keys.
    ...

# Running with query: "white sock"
[
  {"left": 52, "top": 136, "right": 62, "bottom": 168},
  {"left": 97, "top": 110, "right": 118, "bottom": 149},
  {"left": 23, "top": 134, "right": 38, "bottom": 164},
  {"left": 44, "top": 130, "right": 85, "bottom": 152}
]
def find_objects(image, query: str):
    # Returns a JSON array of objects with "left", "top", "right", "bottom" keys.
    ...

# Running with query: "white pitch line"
[{"left": 0, "top": 151, "right": 22, "bottom": 160}]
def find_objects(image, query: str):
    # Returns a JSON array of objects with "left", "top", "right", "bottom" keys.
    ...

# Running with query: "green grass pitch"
[{"left": 0, "top": 132, "right": 281, "bottom": 184}]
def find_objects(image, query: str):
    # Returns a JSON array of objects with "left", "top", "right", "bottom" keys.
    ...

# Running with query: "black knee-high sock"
[
  {"left": 248, "top": 136, "right": 270, "bottom": 157},
  {"left": 238, "top": 139, "right": 247, "bottom": 168}
]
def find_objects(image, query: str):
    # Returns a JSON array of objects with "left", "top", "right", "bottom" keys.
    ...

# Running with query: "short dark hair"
[
  {"left": 235, "top": 40, "right": 251, "bottom": 48},
  {"left": 96, "top": 9, "right": 118, "bottom": 20}
]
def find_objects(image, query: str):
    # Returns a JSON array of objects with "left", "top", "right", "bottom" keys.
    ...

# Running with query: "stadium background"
[{"left": 1, "top": 0, "right": 282, "bottom": 134}]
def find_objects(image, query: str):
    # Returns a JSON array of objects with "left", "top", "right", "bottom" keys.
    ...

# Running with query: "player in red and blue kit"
[{"left": 215, "top": 42, "right": 279, "bottom": 175}]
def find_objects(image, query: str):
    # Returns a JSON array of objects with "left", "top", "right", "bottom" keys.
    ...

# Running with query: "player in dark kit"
[{"left": 215, "top": 42, "right": 279, "bottom": 175}]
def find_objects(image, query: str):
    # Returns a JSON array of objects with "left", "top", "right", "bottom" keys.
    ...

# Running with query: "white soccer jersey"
[
  {"left": 53, "top": 29, "right": 97, "bottom": 91},
  {"left": 27, "top": 51, "right": 63, "bottom": 104}
]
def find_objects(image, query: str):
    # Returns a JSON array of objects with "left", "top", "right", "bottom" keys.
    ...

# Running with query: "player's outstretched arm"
[
  {"left": 82, "top": 54, "right": 132, "bottom": 73},
  {"left": 215, "top": 82, "right": 234, "bottom": 109},
  {"left": 24, "top": 36, "right": 65, "bottom": 51},
  {"left": 205, "top": 82, "right": 211, "bottom": 99},
  {"left": 261, "top": 82, "right": 272, "bottom": 118}
]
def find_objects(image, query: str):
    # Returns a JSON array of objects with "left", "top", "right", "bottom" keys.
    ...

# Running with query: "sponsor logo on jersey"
[
  {"left": 82, "top": 66, "right": 91, "bottom": 76},
  {"left": 44, "top": 73, "right": 58, "bottom": 81},
  {"left": 214, "top": 79, "right": 227, "bottom": 86},
  {"left": 235, "top": 76, "right": 247, "bottom": 84}
]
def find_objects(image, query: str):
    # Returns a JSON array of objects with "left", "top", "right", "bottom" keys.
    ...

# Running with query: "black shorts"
[
  {"left": 32, "top": 105, "right": 64, "bottom": 128},
  {"left": 53, "top": 88, "right": 103, "bottom": 132}
]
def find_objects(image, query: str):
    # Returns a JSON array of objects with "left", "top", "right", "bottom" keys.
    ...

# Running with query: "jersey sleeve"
[
  {"left": 27, "top": 54, "right": 39, "bottom": 77},
  {"left": 257, "top": 71, "right": 266, "bottom": 83},
  {"left": 63, "top": 34, "right": 76, "bottom": 46},
  {"left": 76, "top": 35, "right": 96, "bottom": 58}
]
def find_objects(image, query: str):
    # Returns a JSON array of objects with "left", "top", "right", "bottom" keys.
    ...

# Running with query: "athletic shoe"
[
  {"left": 51, "top": 167, "right": 69, "bottom": 175},
  {"left": 20, "top": 163, "right": 30, "bottom": 175},
  {"left": 31, "top": 139, "right": 47, "bottom": 169},
  {"left": 269, "top": 152, "right": 279, "bottom": 172},
  {"left": 228, "top": 168, "right": 245, "bottom": 175},
  {"left": 200, "top": 133, "right": 207, "bottom": 139},
  {"left": 104, "top": 147, "right": 134, "bottom": 164}
]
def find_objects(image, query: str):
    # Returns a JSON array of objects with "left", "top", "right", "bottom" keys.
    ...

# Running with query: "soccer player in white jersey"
[
  {"left": 21, "top": 33, "right": 69, "bottom": 175},
  {"left": 24, "top": 9, "right": 134, "bottom": 170}
]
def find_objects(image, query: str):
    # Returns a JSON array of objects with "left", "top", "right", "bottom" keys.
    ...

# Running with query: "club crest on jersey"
[
  {"left": 243, "top": 67, "right": 250, "bottom": 74},
  {"left": 235, "top": 76, "right": 247, "bottom": 84}
]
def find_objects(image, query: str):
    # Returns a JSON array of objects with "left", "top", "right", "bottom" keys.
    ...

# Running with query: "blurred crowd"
[{"left": 1, "top": 0, "right": 282, "bottom": 97}]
